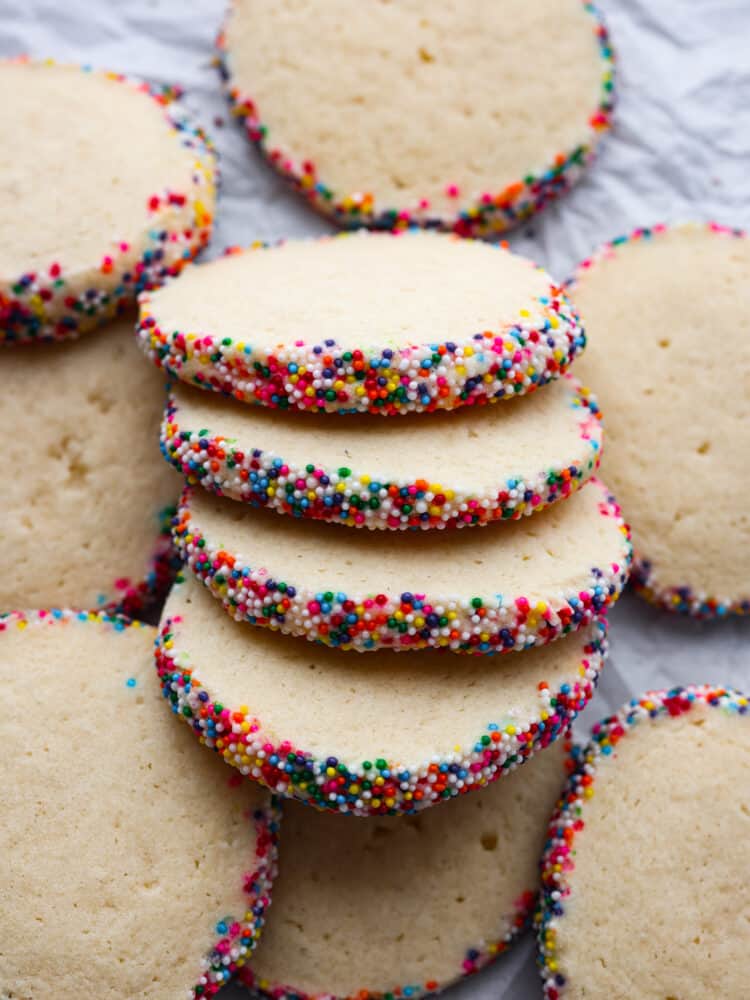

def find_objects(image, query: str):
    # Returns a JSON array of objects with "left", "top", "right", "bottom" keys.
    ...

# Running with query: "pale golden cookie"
[
  {"left": 538, "top": 686, "right": 750, "bottom": 1000},
  {"left": 0, "top": 59, "right": 215, "bottom": 343},
  {"left": 156, "top": 572, "right": 608, "bottom": 816},
  {"left": 219, "top": 0, "right": 613, "bottom": 235},
  {"left": 0, "top": 609, "right": 279, "bottom": 999}
]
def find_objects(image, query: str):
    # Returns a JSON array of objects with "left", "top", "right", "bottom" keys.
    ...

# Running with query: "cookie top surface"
[
  {"left": 569, "top": 223, "right": 750, "bottom": 617},
  {"left": 0, "top": 609, "right": 278, "bottom": 999},
  {"left": 173, "top": 477, "right": 630, "bottom": 653},
  {"left": 138, "top": 232, "right": 585, "bottom": 415},
  {"left": 0, "top": 316, "right": 179, "bottom": 613},
  {"left": 163, "top": 373, "right": 602, "bottom": 529},
  {"left": 157, "top": 572, "right": 607, "bottom": 816},
  {"left": 0, "top": 60, "right": 216, "bottom": 343},
  {"left": 538, "top": 686, "right": 750, "bottom": 1000},
  {"left": 220, "top": 0, "right": 613, "bottom": 235},
  {"left": 246, "top": 740, "right": 567, "bottom": 998}
]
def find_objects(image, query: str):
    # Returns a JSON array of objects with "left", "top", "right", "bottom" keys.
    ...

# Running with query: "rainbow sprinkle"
[
  {"left": 160, "top": 374, "right": 602, "bottom": 530},
  {"left": 536, "top": 685, "right": 750, "bottom": 999},
  {"left": 98, "top": 503, "right": 181, "bottom": 618},
  {"left": 0, "top": 58, "right": 217, "bottom": 345},
  {"left": 156, "top": 592, "right": 608, "bottom": 817},
  {"left": 215, "top": 2, "right": 614, "bottom": 236},
  {"left": 193, "top": 799, "right": 281, "bottom": 997}
]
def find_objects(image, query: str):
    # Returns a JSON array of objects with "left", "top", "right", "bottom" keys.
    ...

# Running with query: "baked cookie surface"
[
  {"left": 569, "top": 223, "right": 750, "bottom": 617},
  {"left": 172, "top": 477, "right": 630, "bottom": 653},
  {"left": 538, "top": 686, "right": 750, "bottom": 1000},
  {"left": 0, "top": 59, "right": 215, "bottom": 343},
  {"left": 219, "top": 0, "right": 613, "bottom": 235},
  {"left": 0, "top": 316, "right": 179, "bottom": 613},
  {"left": 162, "top": 374, "right": 602, "bottom": 529},
  {"left": 138, "top": 232, "right": 585, "bottom": 415},
  {"left": 157, "top": 572, "right": 608, "bottom": 816},
  {"left": 244, "top": 740, "right": 568, "bottom": 999},
  {"left": 0, "top": 609, "right": 279, "bottom": 999}
]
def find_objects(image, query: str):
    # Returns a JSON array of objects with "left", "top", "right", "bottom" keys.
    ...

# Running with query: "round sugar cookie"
[
  {"left": 242, "top": 740, "right": 568, "bottom": 1000},
  {"left": 162, "top": 373, "right": 602, "bottom": 530},
  {"left": 172, "top": 477, "right": 630, "bottom": 654},
  {"left": 0, "top": 59, "right": 216, "bottom": 344},
  {"left": 218, "top": 0, "right": 614, "bottom": 236},
  {"left": 0, "top": 608, "right": 280, "bottom": 999},
  {"left": 157, "top": 571, "right": 608, "bottom": 816},
  {"left": 0, "top": 316, "right": 179, "bottom": 614},
  {"left": 138, "top": 231, "right": 586, "bottom": 415},
  {"left": 568, "top": 223, "right": 750, "bottom": 618},
  {"left": 537, "top": 685, "right": 750, "bottom": 1000}
]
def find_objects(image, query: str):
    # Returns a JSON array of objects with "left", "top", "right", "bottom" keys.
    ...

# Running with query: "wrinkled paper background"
[{"left": 1, "top": 0, "right": 749, "bottom": 996}]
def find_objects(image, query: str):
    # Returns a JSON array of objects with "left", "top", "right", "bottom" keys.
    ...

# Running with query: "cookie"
[
  {"left": 172, "top": 477, "right": 630, "bottom": 654},
  {"left": 163, "top": 373, "right": 602, "bottom": 529},
  {"left": 568, "top": 223, "right": 750, "bottom": 618},
  {"left": 217, "top": 0, "right": 614, "bottom": 236},
  {"left": 242, "top": 740, "right": 568, "bottom": 1000},
  {"left": 157, "top": 571, "right": 607, "bottom": 816},
  {"left": 537, "top": 685, "right": 750, "bottom": 1000},
  {"left": 138, "top": 231, "right": 586, "bottom": 415},
  {"left": 0, "top": 58, "right": 216, "bottom": 344},
  {"left": 0, "top": 316, "right": 180, "bottom": 613},
  {"left": 0, "top": 608, "right": 280, "bottom": 999}
]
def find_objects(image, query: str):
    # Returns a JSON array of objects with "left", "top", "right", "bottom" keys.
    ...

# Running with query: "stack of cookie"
[{"left": 138, "top": 229, "right": 631, "bottom": 996}]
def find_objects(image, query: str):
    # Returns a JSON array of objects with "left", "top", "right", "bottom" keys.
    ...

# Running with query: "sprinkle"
[{"left": 107, "top": 504, "right": 182, "bottom": 618}]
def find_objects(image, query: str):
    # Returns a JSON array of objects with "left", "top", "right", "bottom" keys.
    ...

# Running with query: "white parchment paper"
[{"left": 1, "top": 1, "right": 748, "bottom": 996}]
